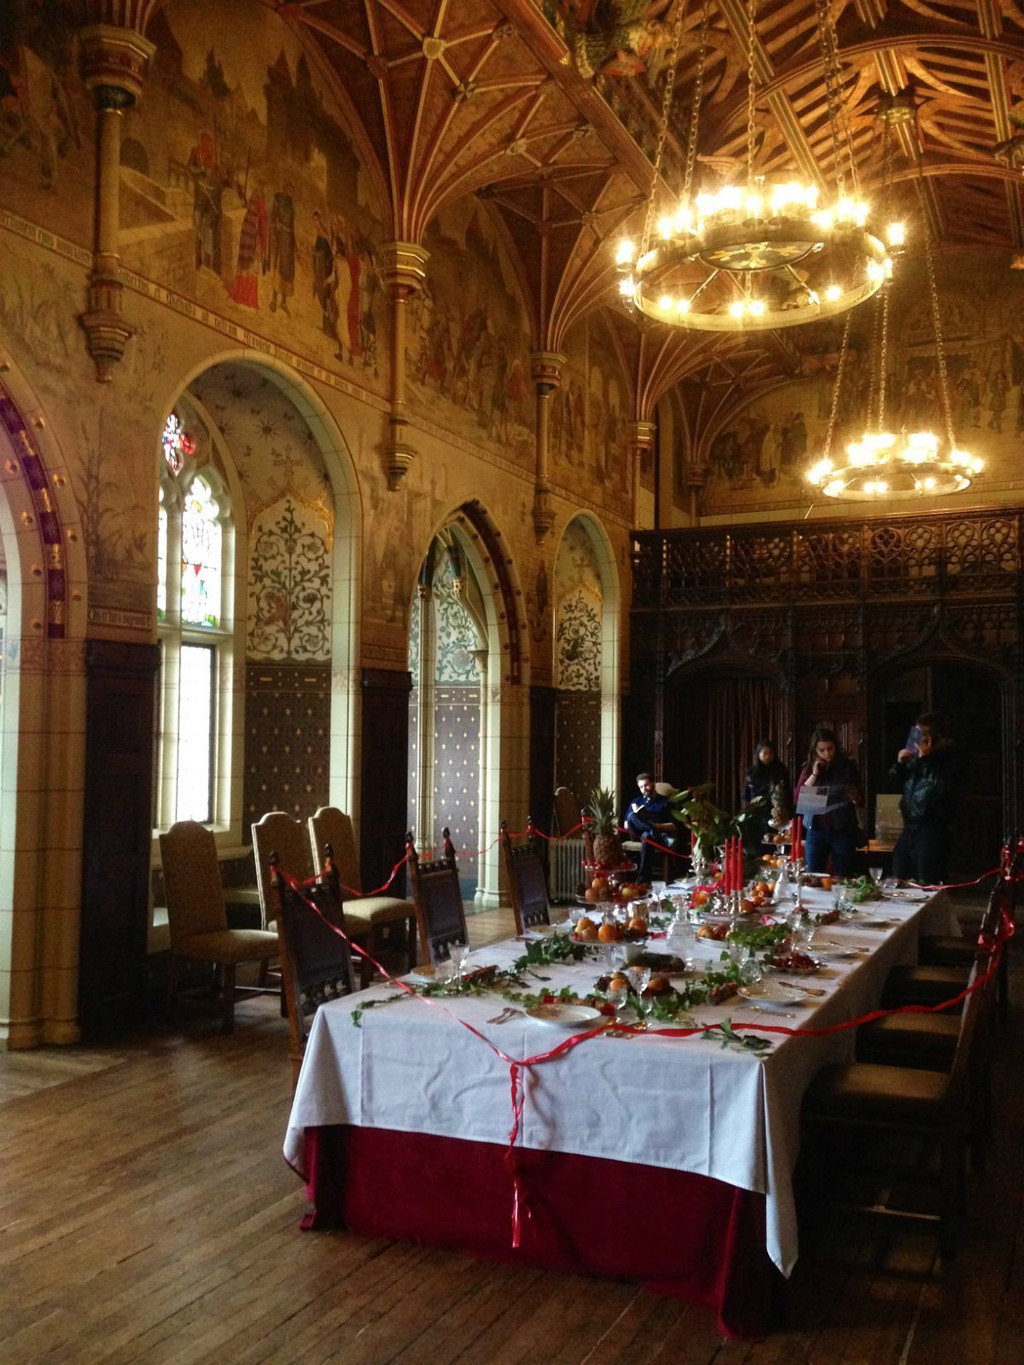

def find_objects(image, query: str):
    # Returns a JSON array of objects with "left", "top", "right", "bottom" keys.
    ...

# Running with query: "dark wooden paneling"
[
  {"left": 79, "top": 639, "right": 160, "bottom": 1036},
  {"left": 529, "top": 685, "right": 556, "bottom": 833},
  {"left": 361, "top": 667, "right": 412, "bottom": 894},
  {"left": 629, "top": 509, "right": 1024, "bottom": 877}
]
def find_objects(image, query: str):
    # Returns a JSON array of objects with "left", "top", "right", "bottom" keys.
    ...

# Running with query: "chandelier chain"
[
  {"left": 816, "top": 0, "right": 858, "bottom": 197},
  {"left": 681, "top": 0, "right": 711, "bottom": 204},
  {"left": 915, "top": 176, "right": 956, "bottom": 449},
  {"left": 639, "top": 0, "right": 688, "bottom": 260},
  {"left": 746, "top": 0, "right": 758, "bottom": 190},
  {"left": 878, "top": 283, "right": 890, "bottom": 431},
  {"left": 822, "top": 312, "right": 852, "bottom": 461},
  {"left": 866, "top": 289, "right": 882, "bottom": 430}
]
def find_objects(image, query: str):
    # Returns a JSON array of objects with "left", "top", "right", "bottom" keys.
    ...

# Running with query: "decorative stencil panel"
[
  {"left": 434, "top": 554, "right": 480, "bottom": 684},
  {"left": 555, "top": 519, "right": 602, "bottom": 691},
  {"left": 248, "top": 495, "right": 332, "bottom": 661},
  {"left": 433, "top": 686, "right": 480, "bottom": 897},
  {"left": 244, "top": 662, "right": 330, "bottom": 830},
  {"left": 555, "top": 691, "right": 600, "bottom": 805}
]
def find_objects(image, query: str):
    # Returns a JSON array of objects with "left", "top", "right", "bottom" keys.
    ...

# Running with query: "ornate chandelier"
[
  {"left": 615, "top": 0, "right": 900, "bottom": 333},
  {"left": 805, "top": 114, "right": 981, "bottom": 501}
]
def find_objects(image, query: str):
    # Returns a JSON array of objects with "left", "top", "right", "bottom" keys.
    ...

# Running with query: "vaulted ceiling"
[{"left": 136, "top": 0, "right": 1024, "bottom": 435}]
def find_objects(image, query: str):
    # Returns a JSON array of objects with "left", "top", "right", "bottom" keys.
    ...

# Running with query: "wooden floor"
[{"left": 1, "top": 901, "right": 1022, "bottom": 1364}]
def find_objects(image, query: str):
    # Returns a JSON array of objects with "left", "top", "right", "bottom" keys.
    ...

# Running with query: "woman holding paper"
[{"left": 794, "top": 728, "right": 862, "bottom": 875}]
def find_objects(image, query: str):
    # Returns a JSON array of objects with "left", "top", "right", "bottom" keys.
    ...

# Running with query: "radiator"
[{"left": 550, "top": 838, "right": 585, "bottom": 903}]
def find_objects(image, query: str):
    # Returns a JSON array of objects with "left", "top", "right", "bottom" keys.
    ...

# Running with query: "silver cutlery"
[{"left": 487, "top": 1007, "right": 522, "bottom": 1025}]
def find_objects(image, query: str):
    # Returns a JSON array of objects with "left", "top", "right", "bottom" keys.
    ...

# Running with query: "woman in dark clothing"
[
  {"left": 794, "top": 728, "right": 862, "bottom": 876},
  {"left": 889, "top": 712, "right": 960, "bottom": 885},
  {"left": 742, "top": 741, "right": 791, "bottom": 843}
]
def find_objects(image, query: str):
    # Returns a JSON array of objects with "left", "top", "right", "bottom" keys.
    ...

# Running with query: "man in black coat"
[{"left": 889, "top": 713, "right": 961, "bottom": 885}]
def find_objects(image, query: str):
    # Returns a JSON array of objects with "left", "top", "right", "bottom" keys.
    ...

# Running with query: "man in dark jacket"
[
  {"left": 623, "top": 773, "right": 678, "bottom": 883},
  {"left": 889, "top": 713, "right": 960, "bottom": 884}
]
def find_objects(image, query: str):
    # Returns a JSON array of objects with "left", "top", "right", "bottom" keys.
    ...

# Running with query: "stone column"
[
  {"left": 380, "top": 242, "right": 429, "bottom": 490},
  {"left": 78, "top": 24, "right": 156, "bottom": 381},
  {"left": 682, "top": 460, "right": 709, "bottom": 525},
  {"left": 529, "top": 351, "right": 565, "bottom": 541},
  {"left": 414, "top": 583, "right": 437, "bottom": 849},
  {"left": 627, "top": 420, "right": 656, "bottom": 528}
]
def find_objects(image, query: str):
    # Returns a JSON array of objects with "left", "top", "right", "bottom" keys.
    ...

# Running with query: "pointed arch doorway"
[{"left": 408, "top": 503, "right": 526, "bottom": 907}]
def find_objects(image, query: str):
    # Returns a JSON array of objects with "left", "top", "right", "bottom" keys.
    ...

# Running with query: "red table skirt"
[{"left": 301, "top": 1126, "right": 784, "bottom": 1339}]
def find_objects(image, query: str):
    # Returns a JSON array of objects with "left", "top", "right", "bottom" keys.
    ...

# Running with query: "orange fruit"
[
  {"left": 627, "top": 916, "right": 648, "bottom": 935},
  {"left": 584, "top": 887, "right": 599, "bottom": 903},
  {"left": 591, "top": 876, "right": 608, "bottom": 893},
  {"left": 693, "top": 890, "right": 708, "bottom": 906},
  {"left": 597, "top": 921, "right": 621, "bottom": 942},
  {"left": 821, "top": 876, "right": 832, "bottom": 891}
]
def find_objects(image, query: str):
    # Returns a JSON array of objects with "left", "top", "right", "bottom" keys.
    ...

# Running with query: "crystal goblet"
[{"left": 448, "top": 940, "right": 470, "bottom": 983}]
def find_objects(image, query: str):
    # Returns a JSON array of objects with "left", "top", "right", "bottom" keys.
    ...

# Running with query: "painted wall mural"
[
  {"left": 0, "top": 3, "right": 92, "bottom": 234},
  {"left": 406, "top": 201, "right": 534, "bottom": 469},
  {"left": 698, "top": 251, "right": 1024, "bottom": 517},
  {"left": 116, "top": 0, "right": 387, "bottom": 386},
  {"left": 552, "top": 316, "right": 631, "bottom": 499}
]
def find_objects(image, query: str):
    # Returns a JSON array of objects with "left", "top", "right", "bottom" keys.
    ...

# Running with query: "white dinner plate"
[
  {"left": 813, "top": 943, "right": 862, "bottom": 960},
  {"left": 404, "top": 965, "right": 438, "bottom": 985},
  {"left": 859, "top": 918, "right": 897, "bottom": 930},
  {"left": 737, "top": 983, "right": 804, "bottom": 1009},
  {"left": 524, "top": 922, "right": 572, "bottom": 939},
  {"left": 526, "top": 1003, "right": 603, "bottom": 1029}
]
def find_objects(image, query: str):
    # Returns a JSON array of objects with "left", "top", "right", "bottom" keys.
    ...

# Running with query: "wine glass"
[
  {"left": 448, "top": 940, "right": 470, "bottom": 983},
  {"left": 739, "top": 949, "right": 764, "bottom": 987},
  {"left": 627, "top": 965, "right": 652, "bottom": 1024},
  {"left": 869, "top": 865, "right": 883, "bottom": 887},
  {"left": 435, "top": 959, "right": 456, "bottom": 991}
]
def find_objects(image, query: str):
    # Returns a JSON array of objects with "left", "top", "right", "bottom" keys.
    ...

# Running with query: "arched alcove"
[
  {"left": 158, "top": 352, "right": 362, "bottom": 838},
  {"left": 408, "top": 500, "right": 526, "bottom": 907},
  {"left": 552, "top": 513, "right": 621, "bottom": 803}
]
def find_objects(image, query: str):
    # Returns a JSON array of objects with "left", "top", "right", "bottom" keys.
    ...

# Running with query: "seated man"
[{"left": 623, "top": 772, "right": 679, "bottom": 883}]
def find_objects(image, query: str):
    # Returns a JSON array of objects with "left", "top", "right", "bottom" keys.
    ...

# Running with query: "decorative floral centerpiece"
[{"left": 668, "top": 784, "right": 769, "bottom": 878}]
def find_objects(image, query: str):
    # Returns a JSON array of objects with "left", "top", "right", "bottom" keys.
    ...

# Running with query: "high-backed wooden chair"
[
  {"left": 802, "top": 958, "right": 991, "bottom": 1256},
  {"left": 308, "top": 806, "right": 417, "bottom": 973},
  {"left": 406, "top": 829, "right": 468, "bottom": 965},
  {"left": 500, "top": 819, "right": 552, "bottom": 935},
  {"left": 252, "top": 811, "right": 315, "bottom": 929},
  {"left": 159, "top": 820, "right": 279, "bottom": 1033},
  {"left": 253, "top": 811, "right": 383, "bottom": 988},
  {"left": 270, "top": 850, "right": 356, "bottom": 1092}
]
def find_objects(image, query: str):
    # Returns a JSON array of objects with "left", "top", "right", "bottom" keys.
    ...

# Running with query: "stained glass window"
[
  {"left": 180, "top": 475, "right": 222, "bottom": 628},
  {"left": 156, "top": 457, "right": 231, "bottom": 833},
  {"left": 162, "top": 412, "right": 195, "bottom": 476}
]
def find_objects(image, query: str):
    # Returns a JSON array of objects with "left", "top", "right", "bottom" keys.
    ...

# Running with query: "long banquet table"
[{"left": 283, "top": 886, "right": 960, "bottom": 1337}]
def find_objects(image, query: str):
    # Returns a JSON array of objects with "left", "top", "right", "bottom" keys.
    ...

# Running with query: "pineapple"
[
  {"left": 588, "top": 786, "right": 623, "bottom": 869},
  {"left": 769, "top": 780, "right": 791, "bottom": 830}
]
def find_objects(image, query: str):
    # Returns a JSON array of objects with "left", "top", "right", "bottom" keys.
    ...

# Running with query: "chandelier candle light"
[
  {"left": 614, "top": 0, "right": 901, "bottom": 333},
  {"left": 805, "top": 115, "right": 982, "bottom": 501}
]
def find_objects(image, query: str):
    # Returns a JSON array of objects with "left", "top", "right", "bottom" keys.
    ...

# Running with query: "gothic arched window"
[{"left": 156, "top": 438, "right": 235, "bottom": 827}]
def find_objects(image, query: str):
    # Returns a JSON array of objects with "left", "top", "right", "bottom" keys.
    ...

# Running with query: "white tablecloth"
[{"left": 284, "top": 887, "right": 960, "bottom": 1275}]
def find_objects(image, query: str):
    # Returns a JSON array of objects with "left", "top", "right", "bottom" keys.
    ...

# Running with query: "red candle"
[
  {"left": 734, "top": 837, "right": 741, "bottom": 892},
  {"left": 794, "top": 816, "right": 802, "bottom": 862}
]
